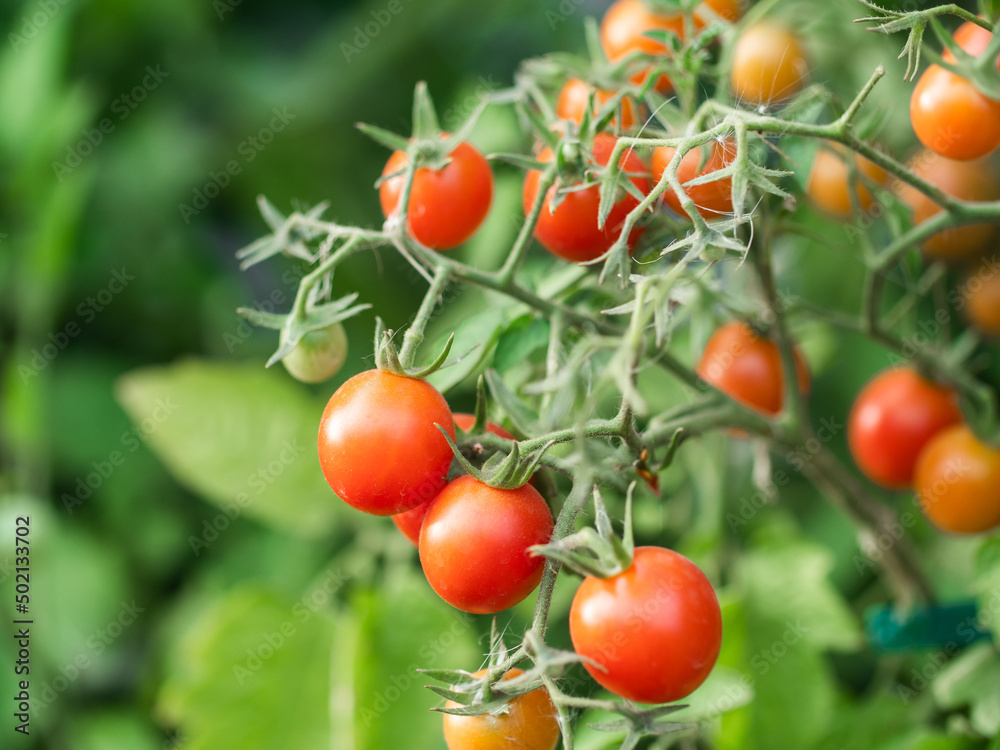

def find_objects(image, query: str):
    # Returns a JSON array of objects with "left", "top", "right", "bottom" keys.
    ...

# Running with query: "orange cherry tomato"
[
  {"left": 897, "top": 151, "right": 1000, "bottom": 261},
  {"left": 696, "top": 320, "right": 810, "bottom": 417},
  {"left": 442, "top": 669, "right": 559, "bottom": 750},
  {"left": 911, "top": 22, "right": 1000, "bottom": 161},
  {"left": 652, "top": 138, "right": 736, "bottom": 218},
  {"left": 915, "top": 424, "right": 1000, "bottom": 534},
  {"left": 556, "top": 77, "right": 639, "bottom": 130},
  {"left": 848, "top": 367, "right": 962, "bottom": 490},
  {"left": 964, "top": 265, "right": 1000, "bottom": 335},
  {"left": 698, "top": 0, "right": 744, "bottom": 22},
  {"left": 600, "top": 0, "right": 693, "bottom": 93},
  {"left": 379, "top": 140, "right": 494, "bottom": 250},
  {"left": 806, "top": 144, "right": 888, "bottom": 218},
  {"left": 730, "top": 23, "right": 809, "bottom": 106}
]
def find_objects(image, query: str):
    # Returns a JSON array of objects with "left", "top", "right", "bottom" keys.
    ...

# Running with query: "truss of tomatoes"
[{"left": 299, "top": 1, "right": 1000, "bottom": 747}]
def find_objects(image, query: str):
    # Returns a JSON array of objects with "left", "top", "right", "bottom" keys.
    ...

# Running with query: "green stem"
[{"left": 398, "top": 266, "right": 451, "bottom": 368}]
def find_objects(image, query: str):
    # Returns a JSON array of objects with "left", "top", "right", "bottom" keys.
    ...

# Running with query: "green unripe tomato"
[{"left": 280, "top": 322, "right": 348, "bottom": 384}]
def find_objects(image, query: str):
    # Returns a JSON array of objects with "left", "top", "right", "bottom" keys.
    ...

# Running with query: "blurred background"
[{"left": 0, "top": 0, "right": 997, "bottom": 748}]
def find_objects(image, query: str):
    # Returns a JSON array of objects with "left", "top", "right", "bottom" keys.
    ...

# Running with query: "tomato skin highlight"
[
  {"left": 379, "top": 140, "right": 494, "bottom": 250},
  {"left": 915, "top": 425, "right": 1000, "bottom": 534},
  {"left": 419, "top": 475, "right": 553, "bottom": 614},
  {"left": 280, "top": 322, "right": 348, "bottom": 384},
  {"left": 696, "top": 321, "right": 810, "bottom": 417},
  {"left": 318, "top": 370, "right": 456, "bottom": 515},
  {"left": 806, "top": 145, "right": 888, "bottom": 218},
  {"left": 523, "top": 133, "right": 651, "bottom": 263},
  {"left": 556, "top": 78, "right": 638, "bottom": 130},
  {"left": 897, "top": 152, "right": 1000, "bottom": 261},
  {"left": 848, "top": 368, "right": 962, "bottom": 490},
  {"left": 730, "top": 23, "right": 808, "bottom": 106},
  {"left": 569, "top": 546, "right": 722, "bottom": 704},
  {"left": 652, "top": 139, "right": 736, "bottom": 219},
  {"left": 392, "top": 414, "right": 515, "bottom": 545},
  {"left": 442, "top": 669, "right": 560, "bottom": 750},
  {"left": 600, "top": 0, "right": 689, "bottom": 92}
]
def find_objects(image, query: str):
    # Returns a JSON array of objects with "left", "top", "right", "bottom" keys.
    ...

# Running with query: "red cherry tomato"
[
  {"left": 556, "top": 78, "right": 639, "bottom": 130},
  {"left": 523, "top": 133, "right": 651, "bottom": 263},
  {"left": 730, "top": 23, "right": 809, "bottom": 106},
  {"left": 915, "top": 424, "right": 1000, "bottom": 534},
  {"left": 392, "top": 414, "right": 515, "bottom": 545},
  {"left": 318, "top": 370, "right": 455, "bottom": 515},
  {"left": 569, "top": 546, "right": 722, "bottom": 704},
  {"left": 652, "top": 138, "right": 736, "bottom": 219},
  {"left": 419, "top": 475, "right": 553, "bottom": 614},
  {"left": 897, "top": 151, "right": 1000, "bottom": 261},
  {"left": 379, "top": 140, "right": 494, "bottom": 250},
  {"left": 910, "top": 22, "right": 1000, "bottom": 161},
  {"left": 848, "top": 368, "right": 962, "bottom": 490},
  {"left": 442, "top": 669, "right": 559, "bottom": 750},
  {"left": 696, "top": 321, "right": 810, "bottom": 417},
  {"left": 697, "top": 0, "right": 744, "bottom": 22},
  {"left": 600, "top": 0, "right": 693, "bottom": 93},
  {"left": 806, "top": 144, "right": 888, "bottom": 218}
]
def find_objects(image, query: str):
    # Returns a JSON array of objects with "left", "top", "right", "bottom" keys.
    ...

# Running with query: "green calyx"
[
  {"left": 531, "top": 484, "right": 637, "bottom": 578},
  {"left": 372, "top": 321, "right": 453, "bottom": 379}
]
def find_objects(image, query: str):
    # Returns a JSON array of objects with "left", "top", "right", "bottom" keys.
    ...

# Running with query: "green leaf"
[
  {"left": 493, "top": 315, "right": 550, "bottom": 374},
  {"left": 741, "top": 542, "right": 863, "bottom": 652},
  {"left": 114, "top": 359, "right": 345, "bottom": 537},
  {"left": 157, "top": 588, "right": 335, "bottom": 750},
  {"left": 342, "top": 569, "right": 480, "bottom": 750},
  {"left": 932, "top": 642, "right": 1000, "bottom": 737}
]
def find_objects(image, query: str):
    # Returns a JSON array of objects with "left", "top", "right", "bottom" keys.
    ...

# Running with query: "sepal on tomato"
[
  {"left": 434, "top": 424, "right": 552, "bottom": 489},
  {"left": 372, "top": 321, "right": 454, "bottom": 379}
]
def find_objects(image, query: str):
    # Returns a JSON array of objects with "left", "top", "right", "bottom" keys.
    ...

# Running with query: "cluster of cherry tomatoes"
[{"left": 298, "top": 1, "right": 1000, "bottom": 748}]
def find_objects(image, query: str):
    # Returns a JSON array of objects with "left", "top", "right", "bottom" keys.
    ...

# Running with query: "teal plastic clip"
[{"left": 865, "top": 601, "right": 992, "bottom": 653}]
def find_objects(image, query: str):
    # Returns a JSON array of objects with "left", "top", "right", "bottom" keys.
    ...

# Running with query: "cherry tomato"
[
  {"left": 569, "top": 546, "right": 722, "bottom": 704},
  {"left": 392, "top": 414, "right": 516, "bottom": 545},
  {"left": 697, "top": 0, "right": 743, "bottom": 22},
  {"left": 523, "top": 133, "right": 651, "bottom": 263},
  {"left": 280, "top": 322, "right": 348, "bottom": 384},
  {"left": 915, "top": 424, "right": 1000, "bottom": 534},
  {"left": 848, "top": 368, "right": 962, "bottom": 490},
  {"left": 442, "top": 669, "right": 559, "bottom": 750},
  {"left": 652, "top": 138, "right": 736, "bottom": 219},
  {"left": 897, "top": 151, "right": 1000, "bottom": 261},
  {"left": 419, "top": 475, "right": 553, "bottom": 614},
  {"left": 600, "top": 0, "right": 692, "bottom": 93},
  {"left": 910, "top": 22, "right": 1000, "bottom": 162},
  {"left": 696, "top": 321, "right": 810, "bottom": 417},
  {"left": 379, "top": 140, "right": 494, "bottom": 250},
  {"left": 556, "top": 77, "right": 638, "bottom": 130},
  {"left": 964, "top": 266, "right": 1000, "bottom": 335},
  {"left": 806, "top": 144, "right": 888, "bottom": 218},
  {"left": 730, "top": 23, "right": 808, "bottom": 106},
  {"left": 318, "top": 370, "right": 455, "bottom": 515}
]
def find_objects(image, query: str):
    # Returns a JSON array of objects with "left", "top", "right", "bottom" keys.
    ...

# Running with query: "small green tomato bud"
[{"left": 280, "top": 322, "right": 348, "bottom": 384}]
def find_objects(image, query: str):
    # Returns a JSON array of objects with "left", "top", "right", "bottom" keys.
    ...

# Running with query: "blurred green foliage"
[{"left": 0, "top": 0, "right": 999, "bottom": 748}]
